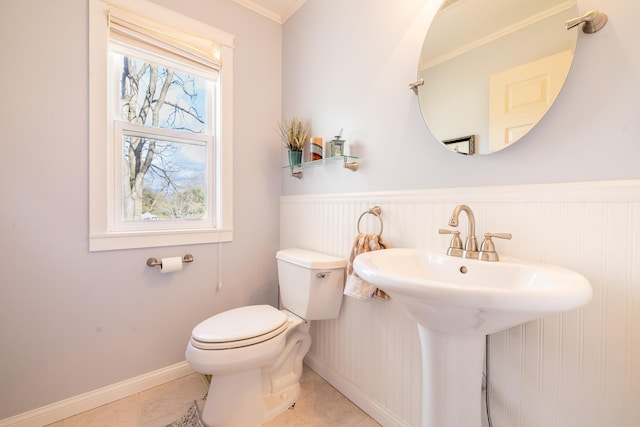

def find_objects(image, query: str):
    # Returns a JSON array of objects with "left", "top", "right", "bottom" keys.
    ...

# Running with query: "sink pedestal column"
[{"left": 417, "top": 325, "right": 485, "bottom": 427}]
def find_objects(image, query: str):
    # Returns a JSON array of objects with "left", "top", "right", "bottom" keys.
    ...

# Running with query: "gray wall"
[
  {"left": 281, "top": 0, "right": 640, "bottom": 194},
  {"left": 0, "top": 0, "right": 282, "bottom": 419}
]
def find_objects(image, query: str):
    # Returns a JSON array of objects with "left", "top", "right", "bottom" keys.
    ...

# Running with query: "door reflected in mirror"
[{"left": 418, "top": 0, "right": 578, "bottom": 155}]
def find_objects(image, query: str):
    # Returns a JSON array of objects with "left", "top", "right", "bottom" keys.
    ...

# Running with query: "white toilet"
[{"left": 185, "top": 248, "right": 346, "bottom": 427}]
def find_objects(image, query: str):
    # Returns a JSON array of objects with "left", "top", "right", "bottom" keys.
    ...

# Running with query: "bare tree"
[{"left": 119, "top": 56, "right": 205, "bottom": 220}]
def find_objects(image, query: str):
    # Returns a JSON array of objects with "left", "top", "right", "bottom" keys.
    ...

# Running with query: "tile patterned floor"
[{"left": 47, "top": 365, "right": 380, "bottom": 426}]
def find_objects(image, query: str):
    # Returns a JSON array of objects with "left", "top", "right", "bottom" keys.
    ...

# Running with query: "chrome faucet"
[
  {"left": 439, "top": 204, "right": 513, "bottom": 261},
  {"left": 448, "top": 204, "right": 478, "bottom": 258}
]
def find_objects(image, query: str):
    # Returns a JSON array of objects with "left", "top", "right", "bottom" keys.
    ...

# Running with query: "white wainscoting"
[{"left": 281, "top": 180, "right": 640, "bottom": 427}]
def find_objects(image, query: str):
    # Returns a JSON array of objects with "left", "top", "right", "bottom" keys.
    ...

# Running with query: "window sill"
[{"left": 89, "top": 228, "right": 233, "bottom": 251}]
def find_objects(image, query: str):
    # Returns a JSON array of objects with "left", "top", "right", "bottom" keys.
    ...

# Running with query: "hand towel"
[{"left": 344, "top": 233, "right": 389, "bottom": 300}]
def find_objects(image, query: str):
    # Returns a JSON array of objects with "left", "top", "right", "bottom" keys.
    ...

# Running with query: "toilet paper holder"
[{"left": 146, "top": 254, "right": 194, "bottom": 268}]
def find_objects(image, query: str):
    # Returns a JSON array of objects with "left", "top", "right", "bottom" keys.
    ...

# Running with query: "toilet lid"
[{"left": 191, "top": 305, "right": 288, "bottom": 350}]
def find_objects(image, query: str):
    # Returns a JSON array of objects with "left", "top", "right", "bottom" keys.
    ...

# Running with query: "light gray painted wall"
[
  {"left": 0, "top": 0, "right": 282, "bottom": 419},
  {"left": 281, "top": 0, "right": 640, "bottom": 195}
]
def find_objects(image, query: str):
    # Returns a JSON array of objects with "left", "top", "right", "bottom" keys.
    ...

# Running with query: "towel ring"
[{"left": 357, "top": 206, "right": 383, "bottom": 237}]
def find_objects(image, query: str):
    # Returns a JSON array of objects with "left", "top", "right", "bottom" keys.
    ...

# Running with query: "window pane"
[
  {"left": 113, "top": 52, "right": 209, "bottom": 134},
  {"left": 121, "top": 135, "right": 207, "bottom": 221}
]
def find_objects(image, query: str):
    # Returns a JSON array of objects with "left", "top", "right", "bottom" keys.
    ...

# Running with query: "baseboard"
[
  {"left": 304, "top": 354, "right": 412, "bottom": 427},
  {"left": 0, "top": 361, "right": 195, "bottom": 427}
]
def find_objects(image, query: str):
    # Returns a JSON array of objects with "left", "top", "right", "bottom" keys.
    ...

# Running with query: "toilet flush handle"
[{"left": 316, "top": 272, "right": 331, "bottom": 279}]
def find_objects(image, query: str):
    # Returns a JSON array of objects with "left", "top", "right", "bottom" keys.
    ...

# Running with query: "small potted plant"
[{"left": 279, "top": 116, "right": 310, "bottom": 167}]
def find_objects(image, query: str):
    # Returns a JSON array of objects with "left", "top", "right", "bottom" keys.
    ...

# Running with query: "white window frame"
[{"left": 89, "top": 0, "right": 234, "bottom": 251}]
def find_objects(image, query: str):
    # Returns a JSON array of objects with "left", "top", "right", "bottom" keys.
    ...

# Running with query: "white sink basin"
[
  {"left": 353, "top": 248, "right": 592, "bottom": 335},
  {"left": 354, "top": 248, "right": 593, "bottom": 427}
]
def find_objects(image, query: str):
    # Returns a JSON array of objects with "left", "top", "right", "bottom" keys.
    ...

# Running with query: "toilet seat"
[{"left": 190, "top": 305, "right": 288, "bottom": 350}]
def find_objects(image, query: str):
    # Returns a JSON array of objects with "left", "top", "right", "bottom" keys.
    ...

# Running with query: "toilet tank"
[{"left": 276, "top": 248, "right": 346, "bottom": 320}]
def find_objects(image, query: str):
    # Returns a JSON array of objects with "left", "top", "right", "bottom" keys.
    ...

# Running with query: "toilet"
[{"left": 185, "top": 248, "right": 346, "bottom": 427}]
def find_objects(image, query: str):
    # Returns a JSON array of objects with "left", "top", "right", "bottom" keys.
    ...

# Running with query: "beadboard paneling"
[{"left": 281, "top": 180, "right": 640, "bottom": 427}]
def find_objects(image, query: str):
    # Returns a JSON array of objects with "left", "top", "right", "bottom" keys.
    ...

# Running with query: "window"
[
  {"left": 111, "top": 51, "right": 213, "bottom": 226},
  {"left": 89, "top": 0, "right": 234, "bottom": 251}
]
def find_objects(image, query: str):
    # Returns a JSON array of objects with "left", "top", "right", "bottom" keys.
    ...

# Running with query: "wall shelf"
[{"left": 284, "top": 155, "right": 359, "bottom": 179}]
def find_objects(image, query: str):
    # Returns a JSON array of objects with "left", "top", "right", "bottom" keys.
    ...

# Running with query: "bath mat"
[{"left": 166, "top": 400, "right": 205, "bottom": 427}]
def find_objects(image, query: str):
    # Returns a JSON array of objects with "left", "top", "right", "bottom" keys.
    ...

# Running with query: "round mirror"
[{"left": 418, "top": 0, "right": 578, "bottom": 155}]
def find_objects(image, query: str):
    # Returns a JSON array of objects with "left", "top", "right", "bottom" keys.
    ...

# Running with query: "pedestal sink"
[{"left": 353, "top": 249, "right": 592, "bottom": 427}]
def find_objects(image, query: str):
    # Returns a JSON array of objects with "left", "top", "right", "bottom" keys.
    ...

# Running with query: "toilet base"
[
  {"left": 202, "top": 369, "right": 263, "bottom": 427},
  {"left": 262, "top": 382, "right": 301, "bottom": 423},
  {"left": 201, "top": 371, "right": 302, "bottom": 427}
]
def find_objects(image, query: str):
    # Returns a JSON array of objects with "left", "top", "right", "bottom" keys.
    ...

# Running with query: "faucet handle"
[
  {"left": 479, "top": 232, "right": 512, "bottom": 261},
  {"left": 484, "top": 232, "right": 512, "bottom": 239},
  {"left": 439, "top": 229, "right": 462, "bottom": 247},
  {"left": 439, "top": 229, "right": 463, "bottom": 257}
]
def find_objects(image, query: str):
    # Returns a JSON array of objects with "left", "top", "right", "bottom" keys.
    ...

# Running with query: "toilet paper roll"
[{"left": 160, "top": 257, "right": 183, "bottom": 273}]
